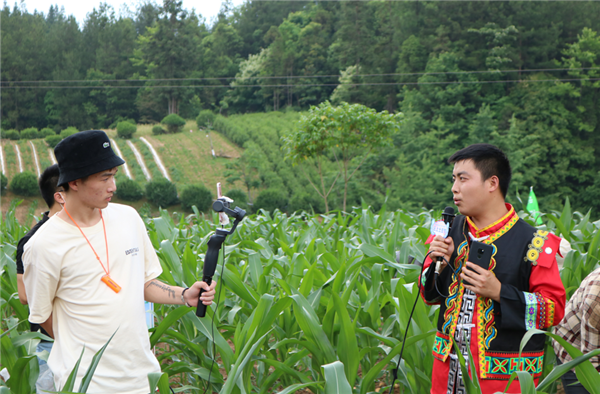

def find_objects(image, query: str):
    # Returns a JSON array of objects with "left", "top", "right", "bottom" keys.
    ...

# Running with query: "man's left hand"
[
  {"left": 184, "top": 281, "right": 217, "bottom": 307},
  {"left": 461, "top": 262, "right": 502, "bottom": 302}
]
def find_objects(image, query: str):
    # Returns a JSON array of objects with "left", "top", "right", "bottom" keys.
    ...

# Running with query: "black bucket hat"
[{"left": 55, "top": 130, "right": 125, "bottom": 186}]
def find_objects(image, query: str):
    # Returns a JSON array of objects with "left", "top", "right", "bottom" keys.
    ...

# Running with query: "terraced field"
[{"left": 1, "top": 120, "right": 243, "bottom": 221}]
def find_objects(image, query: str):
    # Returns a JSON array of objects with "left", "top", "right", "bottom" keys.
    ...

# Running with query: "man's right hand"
[{"left": 428, "top": 235, "right": 455, "bottom": 273}]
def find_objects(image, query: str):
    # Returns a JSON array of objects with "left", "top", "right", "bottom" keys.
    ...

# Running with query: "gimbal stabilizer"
[{"left": 196, "top": 198, "right": 246, "bottom": 317}]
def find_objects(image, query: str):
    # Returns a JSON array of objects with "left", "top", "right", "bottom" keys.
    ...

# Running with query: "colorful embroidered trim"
[
  {"left": 525, "top": 230, "right": 549, "bottom": 266},
  {"left": 524, "top": 292, "right": 538, "bottom": 330},
  {"left": 485, "top": 214, "right": 519, "bottom": 244},
  {"left": 482, "top": 352, "right": 544, "bottom": 380},
  {"left": 442, "top": 241, "right": 468, "bottom": 340},
  {"left": 433, "top": 332, "right": 452, "bottom": 361},
  {"left": 466, "top": 205, "right": 515, "bottom": 238}
]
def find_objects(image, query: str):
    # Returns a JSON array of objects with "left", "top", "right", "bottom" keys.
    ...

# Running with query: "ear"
[
  {"left": 487, "top": 175, "right": 500, "bottom": 194},
  {"left": 68, "top": 180, "right": 79, "bottom": 191},
  {"left": 54, "top": 191, "right": 65, "bottom": 205}
]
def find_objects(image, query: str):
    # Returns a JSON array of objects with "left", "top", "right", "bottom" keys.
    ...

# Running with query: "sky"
[{"left": 16, "top": 0, "right": 246, "bottom": 26}]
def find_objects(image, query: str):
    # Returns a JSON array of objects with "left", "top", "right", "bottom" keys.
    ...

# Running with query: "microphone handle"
[{"left": 195, "top": 276, "right": 213, "bottom": 317}]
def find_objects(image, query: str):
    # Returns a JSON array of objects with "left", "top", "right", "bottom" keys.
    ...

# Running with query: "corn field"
[{"left": 1, "top": 199, "right": 599, "bottom": 394}]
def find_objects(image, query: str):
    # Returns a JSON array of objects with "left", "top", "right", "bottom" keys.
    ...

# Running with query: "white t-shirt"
[{"left": 23, "top": 203, "right": 163, "bottom": 393}]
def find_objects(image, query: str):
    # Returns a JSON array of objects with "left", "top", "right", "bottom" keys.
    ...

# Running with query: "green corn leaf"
[
  {"left": 61, "top": 347, "right": 85, "bottom": 392},
  {"left": 331, "top": 292, "right": 359, "bottom": 387},
  {"left": 322, "top": 361, "right": 353, "bottom": 394},
  {"left": 290, "top": 292, "right": 337, "bottom": 365},
  {"left": 521, "top": 329, "right": 600, "bottom": 394},
  {"left": 275, "top": 382, "right": 321, "bottom": 394},
  {"left": 149, "top": 305, "right": 190, "bottom": 348},
  {"left": 188, "top": 311, "right": 234, "bottom": 368},
  {"left": 148, "top": 372, "right": 170, "bottom": 393},
  {"left": 360, "top": 331, "right": 435, "bottom": 394},
  {"left": 159, "top": 240, "right": 183, "bottom": 285},
  {"left": 78, "top": 329, "right": 117, "bottom": 392},
  {"left": 222, "top": 267, "right": 259, "bottom": 307},
  {"left": 6, "top": 355, "right": 36, "bottom": 394}
]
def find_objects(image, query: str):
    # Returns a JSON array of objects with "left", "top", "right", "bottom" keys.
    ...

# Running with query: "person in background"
[
  {"left": 421, "top": 143, "right": 566, "bottom": 394},
  {"left": 15, "top": 164, "right": 63, "bottom": 393},
  {"left": 553, "top": 267, "right": 600, "bottom": 394}
]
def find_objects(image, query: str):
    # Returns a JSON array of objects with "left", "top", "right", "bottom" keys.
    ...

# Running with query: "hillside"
[{"left": 0, "top": 120, "right": 244, "bottom": 222}]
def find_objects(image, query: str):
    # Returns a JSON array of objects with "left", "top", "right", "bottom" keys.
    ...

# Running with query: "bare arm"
[
  {"left": 40, "top": 314, "right": 54, "bottom": 339},
  {"left": 144, "top": 279, "right": 217, "bottom": 306},
  {"left": 17, "top": 274, "right": 28, "bottom": 305}
]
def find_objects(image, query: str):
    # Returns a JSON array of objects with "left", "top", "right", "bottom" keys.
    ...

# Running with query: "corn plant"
[{"left": 2, "top": 199, "right": 599, "bottom": 394}]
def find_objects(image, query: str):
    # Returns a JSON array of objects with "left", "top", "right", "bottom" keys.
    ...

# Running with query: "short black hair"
[
  {"left": 448, "top": 143, "right": 512, "bottom": 198},
  {"left": 38, "top": 164, "right": 61, "bottom": 209}
]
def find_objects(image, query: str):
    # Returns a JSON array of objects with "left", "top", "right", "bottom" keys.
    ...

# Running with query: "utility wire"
[
  {"left": 2, "top": 77, "right": 598, "bottom": 89},
  {"left": 2, "top": 67, "right": 599, "bottom": 85}
]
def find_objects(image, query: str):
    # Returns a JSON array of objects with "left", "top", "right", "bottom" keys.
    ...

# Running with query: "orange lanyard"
[{"left": 63, "top": 206, "right": 110, "bottom": 276}]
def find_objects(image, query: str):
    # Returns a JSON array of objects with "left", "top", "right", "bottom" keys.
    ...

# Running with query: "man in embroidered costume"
[
  {"left": 421, "top": 143, "right": 566, "bottom": 394},
  {"left": 23, "top": 130, "right": 217, "bottom": 393}
]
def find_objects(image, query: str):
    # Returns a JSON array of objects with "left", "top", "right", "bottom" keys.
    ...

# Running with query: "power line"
[
  {"left": 2, "top": 67, "right": 599, "bottom": 85},
  {"left": 2, "top": 77, "right": 598, "bottom": 90}
]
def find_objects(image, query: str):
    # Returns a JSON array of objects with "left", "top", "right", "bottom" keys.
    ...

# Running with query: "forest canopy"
[{"left": 2, "top": 0, "right": 600, "bottom": 214}]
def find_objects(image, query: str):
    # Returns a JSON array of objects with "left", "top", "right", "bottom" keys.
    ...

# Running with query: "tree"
[
  {"left": 284, "top": 101, "right": 399, "bottom": 212},
  {"left": 224, "top": 142, "right": 262, "bottom": 204},
  {"left": 145, "top": 178, "right": 178, "bottom": 207}
]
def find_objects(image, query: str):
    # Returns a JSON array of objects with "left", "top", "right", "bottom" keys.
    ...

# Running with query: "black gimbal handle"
[{"left": 196, "top": 229, "right": 227, "bottom": 317}]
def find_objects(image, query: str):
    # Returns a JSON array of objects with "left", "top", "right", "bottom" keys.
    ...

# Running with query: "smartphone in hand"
[{"left": 463, "top": 241, "right": 493, "bottom": 286}]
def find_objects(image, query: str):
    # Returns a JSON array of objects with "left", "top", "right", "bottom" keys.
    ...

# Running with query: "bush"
[
  {"left": 40, "top": 128, "right": 56, "bottom": 137},
  {"left": 180, "top": 184, "right": 213, "bottom": 212},
  {"left": 3, "top": 129, "right": 20, "bottom": 140},
  {"left": 60, "top": 127, "right": 78, "bottom": 139},
  {"left": 0, "top": 172, "right": 7, "bottom": 195},
  {"left": 152, "top": 125, "right": 165, "bottom": 135},
  {"left": 116, "top": 178, "right": 144, "bottom": 201},
  {"left": 145, "top": 178, "right": 178, "bottom": 207},
  {"left": 45, "top": 134, "right": 62, "bottom": 148},
  {"left": 253, "top": 188, "right": 288, "bottom": 213},
  {"left": 20, "top": 127, "right": 39, "bottom": 139},
  {"left": 196, "top": 110, "right": 216, "bottom": 129},
  {"left": 9, "top": 171, "right": 39, "bottom": 196},
  {"left": 161, "top": 113, "right": 186, "bottom": 134},
  {"left": 116, "top": 121, "right": 137, "bottom": 139}
]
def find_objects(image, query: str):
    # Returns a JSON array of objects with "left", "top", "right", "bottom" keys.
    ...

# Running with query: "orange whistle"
[{"left": 101, "top": 275, "right": 122, "bottom": 293}]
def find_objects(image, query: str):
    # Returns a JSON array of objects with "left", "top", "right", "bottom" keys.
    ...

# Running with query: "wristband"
[{"left": 181, "top": 287, "right": 191, "bottom": 307}]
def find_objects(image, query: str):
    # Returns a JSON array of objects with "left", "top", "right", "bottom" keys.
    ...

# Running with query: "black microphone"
[{"left": 433, "top": 206, "right": 455, "bottom": 275}]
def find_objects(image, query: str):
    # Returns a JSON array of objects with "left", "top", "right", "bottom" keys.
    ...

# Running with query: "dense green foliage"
[
  {"left": 253, "top": 188, "right": 288, "bottom": 213},
  {"left": 116, "top": 178, "right": 144, "bottom": 201},
  {"left": 9, "top": 171, "right": 39, "bottom": 196},
  {"left": 2, "top": 129, "right": 19, "bottom": 140},
  {"left": 3, "top": 1, "right": 599, "bottom": 214},
  {"left": 45, "top": 134, "right": 62, "bottom": 148},
  {"left": 152, "top": 125, "right": 165, "bottom": 135},
  {"left": 195, "top": 110, "right": 216, "bottom": 129},
  {"left": 19, "top": 128, "right": 39, "bottom": 140},
  {"left": 2, "top": 200, "right": 599, "bottom": 393},
  {"left": 0, "top": 173, "right": 7, "bottom": 195},
  {"left": 59, "top": 127, "right": 78, "bottom": 139},
  {"left": 145, "top": 178, "right": 179, "bottom": 207},
  {"left": 179, "top": 184, "right": 212, "bottom": 212},
  {"left": 161, "top": 113, "right": 186, "bottom": 134},
  {"left": 40, "top": 128, "right": 55, "bottom": 138},
  {"left": 116, "top": 121, "right": 137, "bottom": 139}
]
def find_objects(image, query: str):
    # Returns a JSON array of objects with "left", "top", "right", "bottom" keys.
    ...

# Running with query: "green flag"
[{"left": 527, "top": 186, "right": 543, "bottom": 225}]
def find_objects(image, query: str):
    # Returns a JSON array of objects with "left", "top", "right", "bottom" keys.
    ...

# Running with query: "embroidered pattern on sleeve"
[{"left": 523, "top": 291, "right": 555, "bottom": 329}]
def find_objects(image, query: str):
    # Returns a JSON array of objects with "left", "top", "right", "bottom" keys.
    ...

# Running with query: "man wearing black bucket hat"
[{"left": 23, "top": 130, "right": 216, "bottom": 393}]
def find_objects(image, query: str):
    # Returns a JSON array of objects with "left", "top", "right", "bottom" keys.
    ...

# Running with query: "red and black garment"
[{"left": 420, "top": 204, "right": 566, "bottom": 394}]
